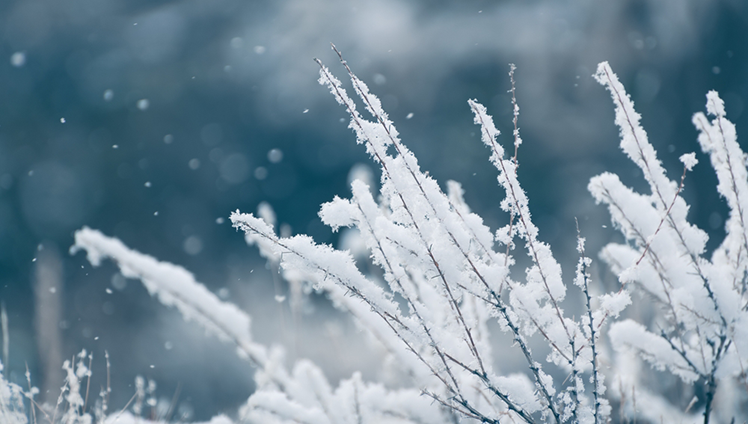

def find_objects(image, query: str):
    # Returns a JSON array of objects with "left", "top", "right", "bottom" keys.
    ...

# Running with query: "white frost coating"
[
  {"left": 241, "top": 368, "right": 444, "bottom": 424},
  {"left": 319, "top": 196, "right": 357, "bottom": 232},
  {"left": 576, "top": 236, "right": 586, "bottom": 254},
  {"left": 591, "top": 70, "right": 748, "bottom": 421},
  {"left": 609, "top": 350, "right": 701, "bottom": 424},
  {"left": 679, "top": 152, "right": 698, "bottom": 171},
  {"left": 469, "top": 98, "right": 574, "bottom": 398},
  {"left": 609, "top": 320, "right": 701, "bottom": 383},
  {"left": 594, "top": 62, "right": 677, "bottom": 207},
  {"left": 231, "top": 212, "right": 402, "bottom": 319},
  {"left": 494, "top": 374, "right": 542, "bottom": 413},
  {"left": 469, "top": 99, "right": 504, "bottom": 160},
  {"left": 694, "top": 91, "right": 748, "bottom": 318},
  {"left": 0, "top": 363, "right": 27, "bottom": 424},
  {"left": 312, "top": 60, "right": 644, "bottom": 422},
  {"left": 70, "top": 227, "right": 282, "bottom": 385},
  {"left": 241, "top": 390, "right": 329, "bottom": 424},
  {"left": 230, "top": 211, "right": 431, "bottom": 380},
  {"left": 706, "top": 90, "right": 726, "bottom": 117},
  {"left": 446, "top": 180, "right": 468, "bottom": 215},
  {"left": 594, "top": 291, "right": 630, "bottom": 321},
  {"left": 469, "top": 98, "right": 566, "bottom": 302}
]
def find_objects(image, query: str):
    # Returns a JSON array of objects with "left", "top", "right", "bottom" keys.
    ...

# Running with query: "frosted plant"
[
  {"left": 0, "top": 361, "right": 28, "bottom": 424},
  {"left": 228, "top": 50, "right": 632, "bottom": 423},
  {"left": 72, "top": 228, "right": 443, "bottom": 423},
  {"left": 591, "top": 63, "right": 748, "bottom": 424},
  {"left": 70, "top": 52, "right": 748, "bottom": 423}
]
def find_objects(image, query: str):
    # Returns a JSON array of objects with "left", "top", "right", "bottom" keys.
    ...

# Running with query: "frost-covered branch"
[
  {"left": 594, "top": 66, "right": 748, "bottom": 423},
  {"left": 71, "top": 227, "right": 288, "bottom": 388}
]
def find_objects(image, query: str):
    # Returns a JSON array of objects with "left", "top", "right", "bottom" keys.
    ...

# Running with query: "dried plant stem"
[
  {"left": 508, "top": 63, "right": 521, "bottom": 164},
  {"left": 83, "top": 352, "right": 93, "bottom": 414},
  {"left": 576, "top": 220, "right": 601, "bottom": 424},
  {"left": 165, "top": 382, "right": 181, "bottom": 422},
  {"left": 712, "top": 106, "right": 748, "bottom": 267},
  {"left": 25, "top": 363, "right": 37, "bottom": 424},
  {"left": 317, "top": 52, "right": 495, "bottom": 382},
  {"left": 634, "top": 165, "right": 689, "bottom": 266},
  {"left": 596, "top": 186, "right": 678, "bottom": 318},
  {"left": 104, "top": 350, "right": 111, "bottom": 418},
  {"left": 470, "top": 101, "right": 571, "bottom": 342}
]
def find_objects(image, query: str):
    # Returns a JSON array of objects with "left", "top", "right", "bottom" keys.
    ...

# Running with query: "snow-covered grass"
[
  {"left": 14, "top": 53, "right": 746, "bottom": 423},
  {"left": 1, "top": 348, "right": 234, "bottom": 424}
]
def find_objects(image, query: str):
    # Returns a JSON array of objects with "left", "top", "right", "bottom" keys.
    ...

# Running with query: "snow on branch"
[
  {"left": 694, "top": 91, "right": 748, "bottom": 304},
  {"left": 593, "top": 67, "right": 748, "bottom": 423},
  {"left": 70, "top": 227, "right": 284, "bottom": 386},
  {"left": 71, "top": 227, "right": 451, "bottom": 423},
  {"left": 594, "top": 62, "right": 677, "bottom": 206}
]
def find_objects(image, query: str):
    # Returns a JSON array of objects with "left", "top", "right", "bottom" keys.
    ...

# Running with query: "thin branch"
[
  {"left": 444, "top": 352, "right": 535, "bottom": 424},
  {"left": 635, "top": 165, "right": 689, "bottom": 266},
  {"left": 470, "top": 100, "right": 571, "bottom": 343},
  {"left": 576, "top": 220, "right": 600, "bottom": 424},
  {"left": 83, "top": 352, "right": 93, "bottom": 415}
]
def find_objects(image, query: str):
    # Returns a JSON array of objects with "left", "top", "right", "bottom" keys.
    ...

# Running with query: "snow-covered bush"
[{"left": 69, "top": 53, "right": 748, "bottom": 423}]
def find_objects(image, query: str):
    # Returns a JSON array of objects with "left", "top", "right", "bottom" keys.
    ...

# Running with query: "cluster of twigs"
[
  {"left": 230, "top": 47, "right": 630, "bottom": 423},
  {"left": 62, "top": 48, "right": 748, "bottom": 424}
]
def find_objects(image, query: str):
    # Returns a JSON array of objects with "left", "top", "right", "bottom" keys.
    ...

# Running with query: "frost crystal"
[{"left": 680, "top": 152, "right": 698, "bottom": 171}]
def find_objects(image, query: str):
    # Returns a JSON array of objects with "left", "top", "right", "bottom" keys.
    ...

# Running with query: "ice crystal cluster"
[{"left": 11, "top": 56, "right": 747, "bottom": 424}]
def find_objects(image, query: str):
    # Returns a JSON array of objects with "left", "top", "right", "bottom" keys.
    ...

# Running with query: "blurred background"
[{"left": 0, "top": 0, "right": 746, "bottom": 419}]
